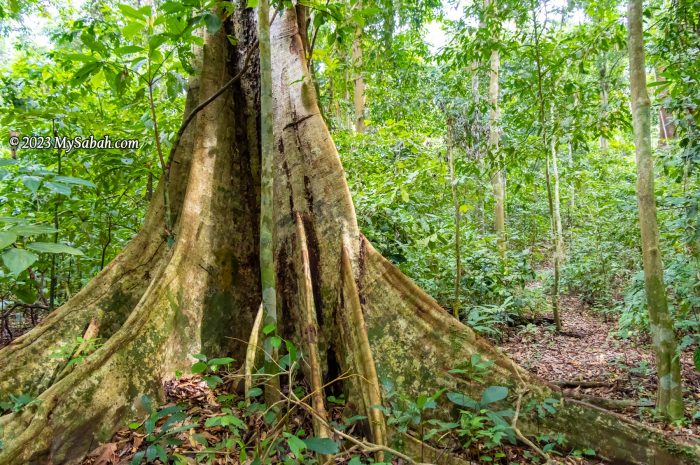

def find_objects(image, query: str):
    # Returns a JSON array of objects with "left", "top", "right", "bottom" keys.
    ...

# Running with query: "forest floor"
[
  {"left": 6, "top": 290, "right": 700, "bottom": 463},
  {"left": 500, "top": 291, "right": 700, "bottom": 443}
]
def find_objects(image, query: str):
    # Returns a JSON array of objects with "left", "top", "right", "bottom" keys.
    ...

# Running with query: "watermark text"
[{"left": 9, "top": 135, "right": 140, "bottom": 154}]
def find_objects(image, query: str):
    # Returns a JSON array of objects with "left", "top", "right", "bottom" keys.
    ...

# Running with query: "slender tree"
[
  {"left": 486, "top": 0, "right": 506, "bottom": 260},
  {"left": 628, "top": 0, "right": 684, "bottom": 420},
  {"left": 547, "top": 127, "right": 564, "bottom": 332},
  {"left": 446, "top": 117, "right": 461, "bottom": 317},
  {"left": 257, "top": 0, "right": 280, "bottom": 405},
  {"left": 532, "top": 1, "right": 562, "bottom": 331},
  {"left": 352, "top": 0, "right": 366, "bottom": 133},
  {"left": 599, "top": 55, "right": 609, "bottom": 152}
]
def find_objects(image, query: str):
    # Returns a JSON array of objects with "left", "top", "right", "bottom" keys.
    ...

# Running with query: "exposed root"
[
  {"left": 562, "top": 392, "right": 655, "bottom": 410},
  {"left": 340, "top": 244, "right": 387, "bottom": 459},
  {"left": 244, "top": 303, "right": 264, "bottom": 399},
  {"left": 512, "top": 389, "right": 554, "bottom": 465},
  {"left": 294, "top": 213, "right": 331, "bottom": 447}
]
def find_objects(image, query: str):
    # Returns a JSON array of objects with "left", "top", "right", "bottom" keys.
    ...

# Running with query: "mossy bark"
[
  {"left": 628, "top": 0, "right": 684, "bottom": 421},
  {"left": 0, "top": 4, "right": 698, "bottom": 465}
]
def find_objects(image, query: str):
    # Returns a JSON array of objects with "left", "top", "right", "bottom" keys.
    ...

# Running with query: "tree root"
[
  {"left": 294, "top": 213, "right": 332, "bottom": 449},
  {"left": 562, "top": 392, "right": 654, "bottom": 410},
  {"left": 554, "top": 380, "right": 612, "bottom": 388}
]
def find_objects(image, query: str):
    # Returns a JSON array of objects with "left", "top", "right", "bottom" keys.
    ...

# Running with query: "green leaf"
[
  {"left": 118, "top": 3, "right": 147, "bottom": 20},
  {"left": 247, "top": 387, "right": 263, "bottom": 397},
  {"left": 44, "top": 181, "right": 72, "bottom": 196},
  {"left": 146, "top": 444, "right": 158, "bottom": 462},
  {"left": 2, "top": 248, "right": 38, "bottom": 276},
  {"left": 446, "top": 391, "right": 478, "bottom": 410},
  {"left": 247, "top": 0, "right": 259, "bottom": 7},
  {"left": 481, "top": 386, "right": 508, "bottom": 405},
  {"left": 285, "top": 433, "right": 306, "bottom": 458},
  {"left": 302, "top": 437, "right": 339, "bottom": 455},
  {"left": 130, "top": 451, "right": 145, "bottom": 465},
  {"left": 21, "top": 175, "right": 41, "bottom": 193},
  {"left": 53, "top": 176, "right": 96, "bottom": 188},
  {"left": 116, "top": 45, "right": 145, "bottom": 55},
  {"left": 122, "top": 22, "right": 143, "bottom": 40},
  {"left": 14, "top": 285, "right": 37, "bottom": 303},
  {"left": 208, "top": 357, "right": 234, "bottom": 367},
  {"left": 285, "top": 339, "right": 297, "bottom": 363},
  {"left": 694, "top": 348, "right": 700, "bottom": 373},
  {"left": 203, "top": 13, "right": 222, "bottom": 33},
  {"left": 72, "top": 62, "right": 103, "bottom": 86},
  {"left": 191, "top": 361, "right": 208, "bottom": 374},
  {"left": 27, "top": 242, "right": 84, "bottom": 255},
  {"left": 0, "top": 231, "right": 17, "bottom": 249},
  {"left": 0, "top": 158, "right": 17, "bottom": 166},
  {"left": 9, "top": 224, "right": 57, "bottom": 236},
  {"left": 262, "top": 323, "right": 275, "bottom": 335}
]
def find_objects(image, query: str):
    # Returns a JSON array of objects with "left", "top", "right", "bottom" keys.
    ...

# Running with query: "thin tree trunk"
[
  {"left": 257, "top": 0, "right": 280, "bottom": 405},
  {"left": 599, "top": 55, "right": 609, "bottom": 152},
  {"left": 546, "top": 133, "right": 563, "bottom": 332},
  {"left": 352, "top": 1, "right": 365, "bottom": 133},
  {"left": 568, "top": 142, "right": 575, "bottom": 211},
  {"left": 655, "top": 68, "right": 676, "bottom": 145},
  {"left": 486, "top": 0, "right": 505, "bottom": 260},
  {"left": 50, "top": 122, "right": 62, "bottom": 311},
  {"left": 533, "top": 2, "right": 562, "bottom": 332},
  {"left": 628, "top": 0, "right": 684, "bottom": 421},
  {"left": 446, "top": 117, "right": 461, "bottom": 318}
]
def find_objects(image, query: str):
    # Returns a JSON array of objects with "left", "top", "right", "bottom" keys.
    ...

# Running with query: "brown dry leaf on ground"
[{"left": 501, "top": 292, "right": 700, "bottom": 441}]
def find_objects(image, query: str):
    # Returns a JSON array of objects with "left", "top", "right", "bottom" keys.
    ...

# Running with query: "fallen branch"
[
  {"left": 562, "top": 392, "right": 654, "bottom": 410},
  {"left": 510, "top": 361, "right": 554, "bottom": 464},
  {"left": 554, "top": 380, "right": 613, "bottom": 388},
  {"left": 512, "top": 389, "right": 555, "bottom": 465},
  {"left": 291, "top": 394, "right": 432, "bottom": 465}
]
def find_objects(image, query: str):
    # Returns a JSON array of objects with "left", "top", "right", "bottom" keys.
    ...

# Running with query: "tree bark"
[
  {"left": 599, "top": 55, "right": 609, "bottom": 152},
  {"left": 446, "top": 117, "right": 461, "bottom": 318},
  {"left": 655, "top": 67, "right": 676, "bottom": 145},
  {"left": 545, "top": 132, "right": 563, "bottom": 332},
  {"left": 0, "top": 5, "right": 698, "bottom": 465},
  {"left": 352, "top": 0, "right": 366, "bottom": 133},
  {"left": 486, "top": 0, "right": 506, "bottom": 261},
  {"left": 256, "top": 0, "right": 281, "bottom": 405},
  {"left": 628, "top": 0, "right": 684, "bottom": 421}
]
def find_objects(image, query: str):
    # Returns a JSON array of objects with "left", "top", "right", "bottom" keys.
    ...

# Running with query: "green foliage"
[
  {"left": 128, "top": 398, "right": 196, "bottom": 465},
  {"left": 189, "top": 353, "right": 235, "bottom": 389},
  {"left": 50, "top": 335, "right": 103, "bottom": 369},
  {"left": 0, "top": 393, "right": 34, "bottom": 413}
]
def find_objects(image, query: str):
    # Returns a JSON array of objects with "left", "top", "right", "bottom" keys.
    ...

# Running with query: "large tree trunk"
[
  {"left": 628, "top": 0, "right": 684, "bottom": 421},
  {"left": 1, "top": 5, "right": 698, "bottom": 465}
]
